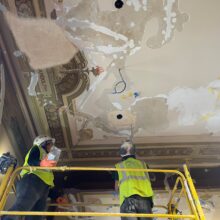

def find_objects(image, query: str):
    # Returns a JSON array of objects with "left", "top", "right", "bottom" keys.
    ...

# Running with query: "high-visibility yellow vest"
[
  {"left": 20, "top": 145, "right": 54, "bottom": 187},
  {"left": 115, "top": 157, "right": 153, "bottom": 205}
]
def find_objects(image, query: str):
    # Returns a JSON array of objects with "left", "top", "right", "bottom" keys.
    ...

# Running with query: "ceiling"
[{"left": 1, "top": 0, "right": 220, "bottom": 169}]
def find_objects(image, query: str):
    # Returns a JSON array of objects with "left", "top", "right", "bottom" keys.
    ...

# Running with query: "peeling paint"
[
  {"left": 67, "top": 17, "right": 128, "bottom": 42},
  {"left": 162, "top": 0, "right": 177, "bottom": 43},
  {"left": 96, "top": 42, "right": 132, "bottom": 55},
  {"left": 129, "top": 46, "right": 141, "bottom": 56},
  {"left": 206, "top": 115, "right": 220, "bottom": 134},
  {"left": 208, "top": 80, "right": 220, "bottom": 89},
  {"left": 167, "top": 87, "right": 217, "bottom": 126},
  {"left": 58, "top": 0, "right": 188, "bottom": 71},
  {"left": 112, "top": 102, "right": 123, "bottom": 110},
  {"left": 78, "top": 79, "right": 106, "bottom": 110},
  {"left": 52, "top": 0, "right": 196, "bottom": 137},
  {"left": 126, "top": 0, "right": 148, "bottom": 12}
]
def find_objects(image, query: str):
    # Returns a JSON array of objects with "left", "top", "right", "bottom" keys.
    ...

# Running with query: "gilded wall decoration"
[
  {"left": 28, "top": 52, "right": 90, "bottom": 152},
  {"left": 15, "top": 0, "right": 35, "bottom": 17},
  {"left": 0, "top": 0, "right": 9, "bottom": 10}
]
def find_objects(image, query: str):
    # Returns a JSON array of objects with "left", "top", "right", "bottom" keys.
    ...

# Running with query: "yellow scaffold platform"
[{"left": 0, "top": 164, "right": 206, "bottom": 219}]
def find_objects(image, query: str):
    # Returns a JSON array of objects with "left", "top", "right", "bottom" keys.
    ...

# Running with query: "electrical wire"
[{"left": 112, "top": 68, "right": 126, "bottom": 94}]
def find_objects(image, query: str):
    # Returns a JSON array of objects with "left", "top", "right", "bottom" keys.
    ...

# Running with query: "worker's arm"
[
  {"left": 28, "top": 146, "right": 41, "bottom": 166},
  {"left": 28, "top": 146, "right": 56, "bottom": 167}
]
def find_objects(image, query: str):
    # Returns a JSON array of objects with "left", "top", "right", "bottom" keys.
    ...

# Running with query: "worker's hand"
[
  {"left": 40, "top": 157, "right": 57, "bottom": 167},
  {"left": 56, "top": 196, "right": 68, "bottom": 204}
]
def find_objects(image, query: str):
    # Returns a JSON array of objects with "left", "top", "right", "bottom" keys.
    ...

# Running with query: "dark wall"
[{"left": 53, "top": 166, "right": 220, "bottom": 191}]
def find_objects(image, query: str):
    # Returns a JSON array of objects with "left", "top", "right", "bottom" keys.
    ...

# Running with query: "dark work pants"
[
  {"left": 120, "top": 195, "right": 153, "bottom": 220},
  {"left": 3, "top": 174, "right": 49, "bottom": 220}
]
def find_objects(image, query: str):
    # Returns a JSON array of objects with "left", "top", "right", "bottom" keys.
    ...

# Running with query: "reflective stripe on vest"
[
  {"left": 20, "top": 146, "right": 54, "bottom": 187},
  {"left": 116, "top": 158, "right": 153, "bottom": 205},
  {"left": 117, "top": 161, "right": 150, "bottom": 185}
]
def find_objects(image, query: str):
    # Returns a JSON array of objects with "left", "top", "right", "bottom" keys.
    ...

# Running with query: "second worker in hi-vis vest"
[
  {"left": 3, "top": 135, "right": 59, "bottom": 220},
  {"left": 115, "top": 141, "right": 154, "bottom": 220}
]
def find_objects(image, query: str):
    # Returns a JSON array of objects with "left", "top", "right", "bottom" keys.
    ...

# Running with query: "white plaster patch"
[
  {"left": 130, "top": 22, "right": 135, "bottom": 27},
  {"left": 93, "top": 39, "right": 134, "bottom": 56},
  {"left": 27, "top": 72, "right": 39, "bottom": 96},
  {"left": 67, "top": 35, "right": 94, "bottom": 50},
  {"left": 156, "top": 94, "right": 168, "bottom": 99},
  {"left": 126, "top": 0, "right": 145, "bottom": 12},
  {"left": 167, "top": 87, "right": 217, "bottom": 126},
  {"left": 112, "top": 102, "right": 123, "bottom": 110},
  {"left": 78, "top": 71, "right": 108, "bottom": 110},
  {"left": 118, "top": 130, "right": 132, "bottom": 136},
  {"left": 208, "top": 80, "right": 220, "bottom": 89},
  {"left": 129, "top": 46, "right": 141, "bottom": 56},
  {"left": 113, "top": 54, "right": 118, "bottom": 59},
  {"left": 142, "top": 0, "right": 148, "bottom": 11},
  {"left": 90, "top": 71, "right": 108, "bottom": 92},
  {"left": 126, "top": 0, "right": 148, "bottom": 11},
  {"left": 67, "top": 17, "right": 128, "bottom": 42},
  {"left": 163, "top": 0, "right": 176, "bottom": 42},
  {"left": 96, "top": 41, "right": 131, "bottom": 55},
  {"left": 206, "top": 114, "right": 220, "bottom": 134},
  {"left": 142, "top": 0, "right": 148, "bottom": 6}
]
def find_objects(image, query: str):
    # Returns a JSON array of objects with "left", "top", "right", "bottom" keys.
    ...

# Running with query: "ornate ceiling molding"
[
  {"left": 32, "top": 52, "right": 89, "bottom": 150},
  {"left": 15, "top": 0, "right": 35, "bottom": 17},
  {"left": 55, "top": 142, "right": 220, "bottom": 168}
]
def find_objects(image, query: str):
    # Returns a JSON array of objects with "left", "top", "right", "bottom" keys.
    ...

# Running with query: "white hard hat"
[
  {"left": 119, "top": 141, "right": 135, "bottom": 157},
  {"left": 33, "top": 135, "right": 55, "bottom": 147}
]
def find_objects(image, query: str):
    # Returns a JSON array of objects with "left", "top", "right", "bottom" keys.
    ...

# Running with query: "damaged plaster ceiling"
[
  {"left": 4, "top": 11, "right": 78, "bottom": 69},
  {"left": 69, "top": 0, "right": 220, "bottom": 139},
  {"left": 4, "top": 0, "right": 220, "bottom": 145}
]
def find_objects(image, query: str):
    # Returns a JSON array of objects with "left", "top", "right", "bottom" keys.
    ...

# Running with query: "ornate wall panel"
[
  {"left": 0, "top": 0, "right": 9, "bottom": 9},
  {"left": 33, "top": 52, "right": 89, "bottom": 150},
  {"left": 15, "top": 0, "right": 35, "bottom": 17}
]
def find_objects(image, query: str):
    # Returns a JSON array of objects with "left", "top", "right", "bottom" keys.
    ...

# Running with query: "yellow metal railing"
[
  {"left": 184, "top": 164, "right": 206, "bottom": 220},
  {"left": 0, "top": 165, "right": 14, "bottom": 202},
  {"left": 0, "top": 165, "right": 205, "bottom": 219}
]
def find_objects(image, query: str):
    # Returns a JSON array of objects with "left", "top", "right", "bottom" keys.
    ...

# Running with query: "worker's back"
[{"left": 116, "top": 157, "right": 154, "bottom": 205}]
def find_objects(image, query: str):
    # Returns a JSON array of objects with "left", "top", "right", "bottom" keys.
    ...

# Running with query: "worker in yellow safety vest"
[
  {"left": 115, "top": 141, "right": 154, "bottom": 220},
  {"left": 3, "top": 135, "right": 58, "bottom": 220}
]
